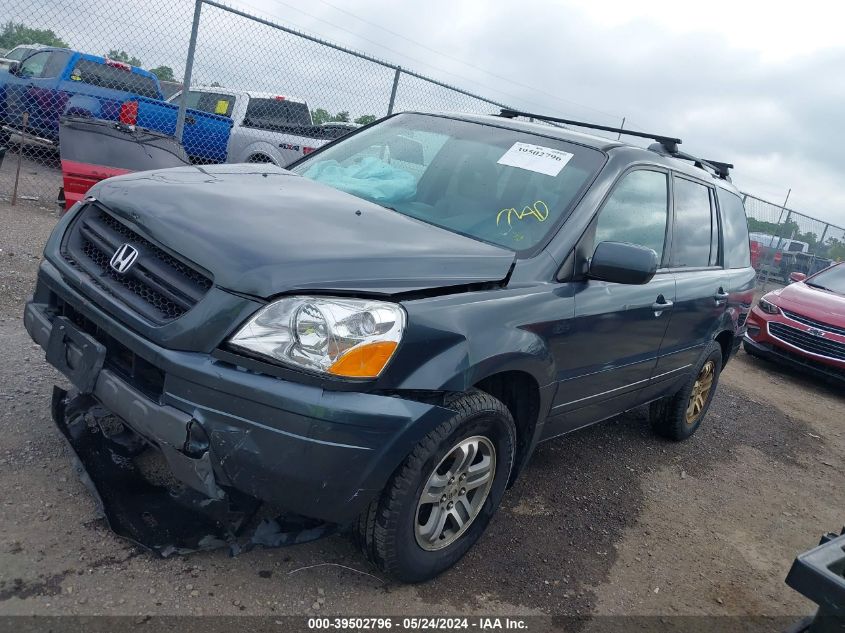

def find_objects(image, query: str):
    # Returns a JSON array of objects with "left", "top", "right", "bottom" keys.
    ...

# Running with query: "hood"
[
  {"left": 89, "top": 164, "right": 515, "bottom": 297},
  {"left": 772, "top": 282, "right": 845, "bottom": 327}
]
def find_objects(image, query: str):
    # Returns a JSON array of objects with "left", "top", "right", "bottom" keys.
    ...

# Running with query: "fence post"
[
  {"left": 819, "top": 224, "right": 830, "bottom": 250},
  {"left": 176, "top": 0, "right": 203, "bottom": 143},
  {"left": 758, "top": 190, "right": 791, "bottom": 291},
  {"left": 387, "top": 67, "right": 401, "bottom": 115}
]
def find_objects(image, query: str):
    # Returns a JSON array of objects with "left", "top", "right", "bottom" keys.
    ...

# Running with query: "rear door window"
[
  {"left": 42, "top": 51, "right": 70, "bottom": 78},
  {"left": 671, "top": 176, "right": 717, "bottom": 268},
  {"left": 594, "top": 169, "right": 669, "bottom": 261},
  {"left": 71, "top": 59, "right": 160, "bottom": 98},
  {"left": 717, "top": 189, "right": 751, "bottom": 268}
]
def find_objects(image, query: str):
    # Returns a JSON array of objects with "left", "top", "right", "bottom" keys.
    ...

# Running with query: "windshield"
[
  {"left": 290, "top": 113, "right": 605, "bottom": 253},
  {"left": 807, "top": 264, "right": 845, "bottom": 295}
]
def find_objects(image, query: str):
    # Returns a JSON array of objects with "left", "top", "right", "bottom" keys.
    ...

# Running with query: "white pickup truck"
[{"left": 167, "top": 87, "right": 356, "bottom": 166}]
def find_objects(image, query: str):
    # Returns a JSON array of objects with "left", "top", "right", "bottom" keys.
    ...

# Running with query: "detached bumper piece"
[
  {"left": 52, "top": 387, "right": 335, "bottom": 557},
  {"left": 785, "top": 529, "right": 845, "bottom": 633}
]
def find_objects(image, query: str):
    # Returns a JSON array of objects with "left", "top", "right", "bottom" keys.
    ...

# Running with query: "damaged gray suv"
[{"left": 24, "top": 109, "right": 755, "bottom": 581}]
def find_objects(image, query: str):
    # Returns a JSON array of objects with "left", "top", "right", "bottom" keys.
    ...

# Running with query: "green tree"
[
  {"left": 354, "top": 114, "right": 377, "bottom": 125},
  {"left": 149, "top": 65, "right": 174, "bottom": 82},
  {"left": 0, "top": 21, "right": 67, "bottom": 49},
  {"left": 311, "top": 108, "right": 331, "bottom": 125},
  {"left": 823, "top": 237, "right": 845, "bottom": 261},
  {"left": 334, "top": 110, "right": 350, "bottom": 123},
  {"left": 106, "top": 49, "right": 142, "bottom": 67}
]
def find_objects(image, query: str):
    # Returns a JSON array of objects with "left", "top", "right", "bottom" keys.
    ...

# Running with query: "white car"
[
  {"left": 168, "top": 87, "right": 351, "bottom": 166},
  {"left": 0, "top": 44, "right": 46, "bottom": 70}
]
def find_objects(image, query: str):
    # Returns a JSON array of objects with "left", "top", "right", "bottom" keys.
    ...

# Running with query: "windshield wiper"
[{"left": 806, "top": 281, "right": 833, "bottom": 292}]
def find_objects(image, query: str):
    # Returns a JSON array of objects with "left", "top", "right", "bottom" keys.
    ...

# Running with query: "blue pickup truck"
[
  {"left": 0, "top": 48, "right": 163, "bottom": 145},
  {"left": 0, "top": 47, "right": 232, "bottom": 163}
]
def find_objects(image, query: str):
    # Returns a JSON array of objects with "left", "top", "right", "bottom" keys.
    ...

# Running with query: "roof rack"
[
  {"left": 648, "top": 144, "right": 734, "bottom": 181},
  {"left": 498, "top": 108, "right": 734, "bottom": 180},
  {"left": 498, "top": 108, "right": 682, "bottom": 153}
]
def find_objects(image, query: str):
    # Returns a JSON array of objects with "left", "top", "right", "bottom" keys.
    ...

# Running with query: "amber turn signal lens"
[{"left": 328, "top": 341, "right": 398, "bottom": 378}]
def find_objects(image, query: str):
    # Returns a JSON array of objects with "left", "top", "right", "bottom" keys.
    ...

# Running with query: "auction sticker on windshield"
[{"left": 497, "top": 142, "right": 574, "bottom": 177}]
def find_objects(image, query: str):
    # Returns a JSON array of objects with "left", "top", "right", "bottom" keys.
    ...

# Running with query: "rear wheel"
[
  {"left": 650, "top": 341, "right": 723, "bottom": 440},
  {"left": 353, "top": 390, "right": 515, "bottom": 583}
]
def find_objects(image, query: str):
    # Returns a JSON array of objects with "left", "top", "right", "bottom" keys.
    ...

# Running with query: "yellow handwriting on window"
[{"left": 496, "top": 200, "right": 550, "bottom": 227}]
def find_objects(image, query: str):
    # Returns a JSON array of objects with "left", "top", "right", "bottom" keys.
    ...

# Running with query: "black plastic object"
[
  {"left": 588, "top": 240, "right": 658, "bottom": 285},
  {"left": 51, "top": 387, "right": 336, "bottom": 557},
  {"left": 785, "top": 529, "right": 845, "bottom": 633},
  {"left": 59, "top": 116, "right": 190, "bottom": 170}
]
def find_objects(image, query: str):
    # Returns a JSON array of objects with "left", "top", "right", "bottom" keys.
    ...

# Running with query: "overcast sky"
[
  {"left": 14, "top": 0, "right": 845, "bottom": 230},
  {"left": 232, "top": 0, "right": 845, "bottom": 230}
]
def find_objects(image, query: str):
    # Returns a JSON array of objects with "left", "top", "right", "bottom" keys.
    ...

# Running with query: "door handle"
[
  {"left": 714, "top": 288, "right": 729, "bottom": 304},
  {"left": 652, "top": 296, "right": 674, "bottom": 312}
]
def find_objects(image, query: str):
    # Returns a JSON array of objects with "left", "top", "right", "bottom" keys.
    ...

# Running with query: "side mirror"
[
  {"left": 7, "top": 61, "right": 20, "bottom": 76},
  {"left": 588, "top": 241, "right": 658, "bottom": 285},
  {"left": 788, "top": 271, "right": 807, "bottom": 284}
]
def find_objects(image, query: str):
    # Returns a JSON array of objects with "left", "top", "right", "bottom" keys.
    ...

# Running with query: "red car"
[{"left": 744, "top": 263, "right": 845, "bottom": 380}]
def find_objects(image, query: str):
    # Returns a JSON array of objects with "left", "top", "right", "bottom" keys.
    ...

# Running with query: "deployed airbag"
[{"left": 303, "top": 156, "right": 416, "bottom": 203}]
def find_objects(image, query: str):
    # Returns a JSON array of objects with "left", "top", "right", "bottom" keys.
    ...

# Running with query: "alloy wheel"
[
  {"left": 414, "top": 435, "right": 496, "bottom": 551},
  {"left": 686, "top": 360, "right": 715, "bottom": 424}
]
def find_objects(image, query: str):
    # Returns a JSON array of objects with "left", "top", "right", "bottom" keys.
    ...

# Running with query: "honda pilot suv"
[{"left": 23, "top": 110, "right": 755, "bottom": 582}]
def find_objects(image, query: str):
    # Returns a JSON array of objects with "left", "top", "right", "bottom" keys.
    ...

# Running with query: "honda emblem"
[{"left": 109, "top": 243, "right": 139, "bottom": 274}]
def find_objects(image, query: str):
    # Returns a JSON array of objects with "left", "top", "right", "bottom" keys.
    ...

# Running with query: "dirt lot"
[{"left": 0, "top": 199, "right": 842, "bottom": 624}]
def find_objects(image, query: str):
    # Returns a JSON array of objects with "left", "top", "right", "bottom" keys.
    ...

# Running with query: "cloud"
[{"left": 9, "top": 0, "right": 844, "bottom": 227}]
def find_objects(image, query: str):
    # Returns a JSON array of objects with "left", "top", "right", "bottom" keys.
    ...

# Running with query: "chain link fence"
[
  {"left": 743, "top": 193, "right": 845, "bottom": 283},
  {"left": 1, "top": 0, "right": 843, "bottom": 284}
]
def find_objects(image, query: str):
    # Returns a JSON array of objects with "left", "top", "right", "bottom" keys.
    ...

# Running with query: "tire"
[
  {"left": 650, "top": 340, "right": 723, "bottom": 441},
  {"left": 353, "top": 390, "right": 516, "bottom": 583}
]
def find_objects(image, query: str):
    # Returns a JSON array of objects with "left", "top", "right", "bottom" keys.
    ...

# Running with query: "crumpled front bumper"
[{"left": 25, "top": 260, "right": 456, "bottom": 530}]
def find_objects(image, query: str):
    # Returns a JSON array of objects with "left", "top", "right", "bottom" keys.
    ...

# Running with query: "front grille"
[
  {"left": 61, "top": 204, "right": 212, "bottom": 323},
  {"left": 769, "top": 322, "right": 845, "bottom": 361},
  {"left": 782, "top": 309, "right": 845, "bottom": 337}
]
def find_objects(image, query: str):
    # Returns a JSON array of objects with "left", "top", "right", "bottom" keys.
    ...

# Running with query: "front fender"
[{"left": 393, "top": 288, "right": 560, "bottom": 393}]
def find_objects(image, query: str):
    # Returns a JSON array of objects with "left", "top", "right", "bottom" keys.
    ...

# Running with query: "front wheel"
[{"left": 353, "top": 390, "right": 516, "bottom": 583}]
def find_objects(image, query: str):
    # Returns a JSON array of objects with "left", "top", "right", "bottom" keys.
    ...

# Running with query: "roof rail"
[
  {"left": 498, "top": 108, "right": 682, "bottom": 153},
  {"left": 648, "top": 143, "right": 733, "bottom": 181}
]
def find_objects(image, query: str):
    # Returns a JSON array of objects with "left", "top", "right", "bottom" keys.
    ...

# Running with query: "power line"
[
  {"left": 230, "top": 0, "right": 628, "bottom": 122},
  {"left": 308, "top": 0, "right": 627, "bottom": 122}
]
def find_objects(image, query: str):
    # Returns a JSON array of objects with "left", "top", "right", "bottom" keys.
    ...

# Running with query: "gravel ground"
[
  {"left": 0, "top": 146, "right": 62, "bottom": 208},
  {"left": 0, "top": 198, "right": 842, "bottom": 623}
]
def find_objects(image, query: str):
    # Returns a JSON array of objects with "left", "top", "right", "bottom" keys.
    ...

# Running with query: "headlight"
[
  {"left": 759, "top": 296, "right": 780, "bottom": 315},
  {"left": 229, "top": 296, "right": 405, "bottom": 378}
]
